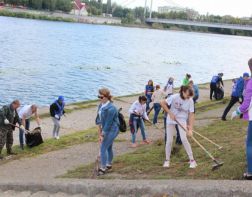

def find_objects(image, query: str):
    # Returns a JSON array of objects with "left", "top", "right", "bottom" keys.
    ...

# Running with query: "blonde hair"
[{"left": 99, "top": 88, "right": 112, "bottom": 101}]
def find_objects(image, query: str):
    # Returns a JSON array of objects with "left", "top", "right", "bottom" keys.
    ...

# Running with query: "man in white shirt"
[{"left": 18, "top": 105, "right": 41, "bottom": 149}]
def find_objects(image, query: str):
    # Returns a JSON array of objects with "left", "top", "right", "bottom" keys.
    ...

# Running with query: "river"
[{"left": 1, "top": 16, "right": 252, "bottom": 106}]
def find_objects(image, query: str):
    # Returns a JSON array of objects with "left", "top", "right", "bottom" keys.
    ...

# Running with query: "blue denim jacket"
[{"left": 95, "top": 102, "right": 119, "bottom": 133}]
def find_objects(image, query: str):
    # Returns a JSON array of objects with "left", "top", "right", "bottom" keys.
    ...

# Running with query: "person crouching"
[
  {"left": 129, "top": 96, "right": 151, "bottom": 148},
  {"left": 97, "top": 88, "right": 119, "bottom": 176},
  {"left": 161, "top": 86, "right": 197, "bottom": 169}
]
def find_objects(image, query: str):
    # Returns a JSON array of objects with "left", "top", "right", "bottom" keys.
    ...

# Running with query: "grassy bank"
[
  {"left": 0, "top": 9, "right": 74, "bottom": 22},
  {"left": 62, "top": 118, "right": 247, "bottom": 180},
  {"left": 0, "top": 127, "right": 98, "bottom": 164}
]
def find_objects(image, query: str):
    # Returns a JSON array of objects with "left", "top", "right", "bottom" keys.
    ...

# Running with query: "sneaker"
[
  {"left": 189, "top": 160, "right": 197, "bottom": 169},
  {"left": 163, "top": 160, "right": 170, "bottom": 168},
  {"left": 106, "top": 165, "right": 112, "bottom": 171},
  {"left": 141, "top": 139, "right": 151, "bottom": 145},
  {"left": 56, "top": 136, "right": 60, "bottom": 140},
  {"left": 131, "top": 143, "right": 138, "bottom": 148},
  {"left": 20, "top": 144, "right": 24, "bottom": 150},
  {"left": 0, "top": 155, "right": 4, "bottom": 160},
  {"left": 97, "top": 168, "right": 106, "bottom": 176},
  {"left": 7, "top": 151, "right": 17, "bottom": 155},
  {"left": 221, "top": 117, "right": 227, "bottom": 121}
]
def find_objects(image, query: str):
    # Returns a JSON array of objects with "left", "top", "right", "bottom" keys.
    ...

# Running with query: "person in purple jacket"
[{"left": 231, "top": 58, "right": 252, "bottom": 180}]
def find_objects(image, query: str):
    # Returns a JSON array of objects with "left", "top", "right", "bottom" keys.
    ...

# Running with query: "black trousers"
[
  {"left": 222, "top": 96, "right": 239, "bottom": 119},
  {"left": 210, "top": 83, "right": 217, "bottom": 100}
]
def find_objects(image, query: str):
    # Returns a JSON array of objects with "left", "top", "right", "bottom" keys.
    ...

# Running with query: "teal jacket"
[{"left": 99, "top": 102, "right": 119, "bottom": 134}]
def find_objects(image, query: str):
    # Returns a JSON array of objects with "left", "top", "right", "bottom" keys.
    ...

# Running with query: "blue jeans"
[
  {"left": 100, "top": 131, "right": 119, "bottom": 169},
  {"left": 247, "top": 121, "right": 252, "bottom": 173},
  {"left": 131, "top": 117, "right": 146, "bottom": 143},
  {"left": 146, "top": 95, "right": 152, "bottom": 112},
  {"left": 19, "top": 119, "right": 30, "bottom": 145},
  {"left": 153, "top": 103, "right": 161, "bottom": 124}
]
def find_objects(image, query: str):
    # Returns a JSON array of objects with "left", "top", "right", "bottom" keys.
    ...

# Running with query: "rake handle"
[
  {"left": 8, "top": 123, "right": 30, "bottom": 133},
  {"left": 193, "top": 130, "right": 222, "bottom": 149},
  {"left": 175, "top": 119, "right": 216, "bottom": 161}
]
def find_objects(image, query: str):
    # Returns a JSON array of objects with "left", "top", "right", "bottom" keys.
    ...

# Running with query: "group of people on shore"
[
  {"left": 95, "top": 74, "right": 200, "bottom": 175},
  {"left": 95, "top": 57, "right": 252, "bottom": 179},
  {"left": 0, "top": 96, "right": 66, "bottom": 159}
]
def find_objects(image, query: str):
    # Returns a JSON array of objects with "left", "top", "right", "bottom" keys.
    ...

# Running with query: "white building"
[{"left": 158, "top": 6, "right": 186, "bottom": 14}]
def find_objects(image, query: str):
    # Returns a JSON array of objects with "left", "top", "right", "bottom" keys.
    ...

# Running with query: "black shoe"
[
  {"left": 7, "top": 150, "right": 17, "bottom": 155},
  {"left": 243, "top": 173, "right": 252, "bottom": 180},
  {"left": 221, "top": 117, "right": 227, "bottom": 121},
  {"left": 106, "top": 165, "right": 112, "bottom": 171},
  {"left": 97, "top": 168, "right": 106, "bottom": 176},
  {"left": 20, "top": 144, "right": 24, "bottom": 150},
  {"left": 0, "top": 155, "right": 4, "bottom": 160}
]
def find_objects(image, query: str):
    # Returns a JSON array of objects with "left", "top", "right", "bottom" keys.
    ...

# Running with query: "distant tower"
[{"left": 107, "top": 0, "right": 111, "bottom": 14}]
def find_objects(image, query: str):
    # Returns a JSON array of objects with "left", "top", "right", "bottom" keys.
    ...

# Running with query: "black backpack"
[{"left": 118, "top": 108, "right": 127, "bottom": 132}]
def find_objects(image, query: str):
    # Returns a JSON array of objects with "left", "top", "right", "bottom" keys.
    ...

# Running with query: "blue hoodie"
[{"left": 232, "top": 77, "right": 244, "bottom": 98}]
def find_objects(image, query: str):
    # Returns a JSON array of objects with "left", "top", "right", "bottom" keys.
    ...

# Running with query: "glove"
[
  {"left": 19, "top": 125, "right": 27, "bottom": 134},
  {"left": 4, "top": 119, "right": 9, "bottom": 125},
  {"left": 231, "top": 108, "right": 241, "bottom": 120},
  {"left": 55, "top": 115, "right": 60, "bottom": 120}
]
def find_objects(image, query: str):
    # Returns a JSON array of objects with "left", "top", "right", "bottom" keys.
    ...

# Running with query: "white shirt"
[
  {"left": 98, "top": 101, "right": 110, "bottom": 121},
  {"left": 164, "top": 83, "right": 173, "bottom": 96},
  {"left": 166, "top": 94, "right": 194, "bottom": 125},
  {"left": 152, "top": 89, "right": 165, "bottom": 104},
  {"left": 129, "top": 100, "right": 149, "bottom": 120},
  {"left": 18, "top": 105, "right": 33, "bottom": 120}
]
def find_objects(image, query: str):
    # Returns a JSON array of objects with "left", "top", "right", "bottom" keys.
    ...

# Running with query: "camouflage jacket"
[{"left": 0, "top": 104, "right": 21, "bottom": 128}]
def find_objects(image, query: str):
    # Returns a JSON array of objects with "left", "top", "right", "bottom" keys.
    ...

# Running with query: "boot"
[
  {"left": 20, "top": 144, "right": 24, "bottom": 150},
  {"left": 7, "top": 149, "right": 17, "bottom": 155}
]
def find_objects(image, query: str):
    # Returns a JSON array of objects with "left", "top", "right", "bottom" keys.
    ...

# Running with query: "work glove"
[
  {"left": 55, "top": 115, "right": 60, "bottom": 120},
  {"left": 19, "top": 125, "right": 27, "bottom": 134},
  {"left": 4, "top": 119, "right": 9, "bottom": 125},
  {"left": 231, "top": 108, "right": 241, "bottom": 120}
]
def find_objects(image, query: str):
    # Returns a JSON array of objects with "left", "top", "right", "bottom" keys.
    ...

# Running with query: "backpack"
[{"left": 118, "top": 108, "right": 127, "bottom": 132}]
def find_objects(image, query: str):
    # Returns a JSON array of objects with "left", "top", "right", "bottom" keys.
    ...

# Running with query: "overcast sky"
[{"left": 111, "top": 0, "right": 252, "bottom": 17}]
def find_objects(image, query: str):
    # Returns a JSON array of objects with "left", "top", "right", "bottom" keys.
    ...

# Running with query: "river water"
[{"left": 0, "top": 16, "right": 252, "bottom": 106}]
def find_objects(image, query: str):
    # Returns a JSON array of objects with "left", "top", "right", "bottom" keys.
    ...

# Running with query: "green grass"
[
  {"left": 62, "top": 119, "right": 248, "bottom": 180},
  {"left": 1, "top": 127, "right": 98, "bottom": 164}
]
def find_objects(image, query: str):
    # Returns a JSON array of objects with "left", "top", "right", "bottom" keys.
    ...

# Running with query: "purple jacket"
[{"left": 239, "top": 79, "right": 252, "bottom": 120}]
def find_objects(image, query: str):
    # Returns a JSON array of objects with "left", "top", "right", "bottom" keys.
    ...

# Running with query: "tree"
[{"left": 55, "top": 0, "right": 72, "bottom": 12}]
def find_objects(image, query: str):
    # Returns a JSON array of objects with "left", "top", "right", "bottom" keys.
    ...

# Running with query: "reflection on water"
[{"left": 0, "top": 16, "right": 252, "bottom": 106}]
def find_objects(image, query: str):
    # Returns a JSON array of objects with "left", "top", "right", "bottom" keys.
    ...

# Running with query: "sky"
[{"left": 111, "top": 0, "right": 252, "bottom": 17}]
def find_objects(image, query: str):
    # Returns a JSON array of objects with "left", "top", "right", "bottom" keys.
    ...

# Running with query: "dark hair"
[
  {"left": 186, "top": 74, "right": 191, "bottom": 79},
  {"left": 138, "top": 95, "right": 147, "bottom": 102},
  {"left": 179, "top": 86, "right": 194, "bottom": 99},
  {"left": 156, "top": 85, "right": 160, "bottom": 89},
  {"left": 148, "top": 80, "right": 154, "bottom": 86},
  {"left": 249, "top": 58, "right": 252, "bottom": 71}
]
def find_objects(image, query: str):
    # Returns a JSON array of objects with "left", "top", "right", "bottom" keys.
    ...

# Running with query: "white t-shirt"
[
  {"left": 152, "top": 89, "right": 165, "bottom": 104},
  {"left": 166, "top": 94, "right": 194, "bottom": 125},
  {"left": 129, "top": 100, "right": 149, "bottom": 120},
  {"left": 164, "top": 84, "right": 173, "bottom": 96},
  {"left": 18, "top": 105, "right": 33, "bottom": 120}
]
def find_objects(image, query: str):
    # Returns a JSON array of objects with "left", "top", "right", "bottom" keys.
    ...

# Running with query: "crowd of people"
[
  {"left": 1, "top": 58, "right": 252, "bottom": 180},
  {"left": 95, "top": 57, "right": 252, "bottom": 179}
]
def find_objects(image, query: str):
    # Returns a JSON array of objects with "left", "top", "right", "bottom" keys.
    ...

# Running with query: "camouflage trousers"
[{"left": 0, "top": 127, "right": 13, "bottom": 154}]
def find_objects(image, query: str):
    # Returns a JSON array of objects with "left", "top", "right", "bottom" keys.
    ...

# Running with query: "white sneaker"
[
  {"left": 163, "top": 160, "right": 170, "bottom": 168},
  {"left": 56, "top": 136, "right": 60, "bottom": 140},
  {"left": 189, "top": 160, "right": 197, "bottom": 169}
]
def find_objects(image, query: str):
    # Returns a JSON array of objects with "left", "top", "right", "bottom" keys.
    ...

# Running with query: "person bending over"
[{"left": 161, "top": 86, "right": 197, "bottom": 169}]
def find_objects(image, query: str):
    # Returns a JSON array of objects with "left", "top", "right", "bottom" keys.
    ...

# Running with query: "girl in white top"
[
  {"left": 160, "top": 86, "right": 197, "bottom": 169},
  {"left": 129, "top": 96, "right": 151, "bottom": 148},
  {"left": 164, "top": 77, "right": 174, "bottom": 97}
]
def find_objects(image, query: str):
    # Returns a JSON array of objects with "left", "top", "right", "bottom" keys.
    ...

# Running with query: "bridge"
[
  {"left": 145, "top": 18, "right": 252, "bottom": 31},
  {"left": 141, "top": 0, "right": 252, "bottom": 31}
]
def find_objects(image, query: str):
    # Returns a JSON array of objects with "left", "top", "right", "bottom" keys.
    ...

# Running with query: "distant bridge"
[{"left": 145, "top": 18, "right": 252, "bottom": 31}]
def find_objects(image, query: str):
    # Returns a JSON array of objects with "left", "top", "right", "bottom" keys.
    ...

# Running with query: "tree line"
[{"left": 3, "top": 0, "right": 72, "bottom": 12}]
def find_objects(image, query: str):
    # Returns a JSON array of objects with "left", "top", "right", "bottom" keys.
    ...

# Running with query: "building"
[
  {"left": 71, "top": 0, "right": 88, "bottom": 16},
  {"left": 158, "top": 6, "right": 185, "bottom": 14}
]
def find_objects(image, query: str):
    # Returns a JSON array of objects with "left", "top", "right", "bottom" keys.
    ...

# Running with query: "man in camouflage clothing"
[{"left": 0, "top": 100, "right": 25, "bottom": 159}]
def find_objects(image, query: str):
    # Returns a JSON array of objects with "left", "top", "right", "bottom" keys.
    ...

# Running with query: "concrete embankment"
[{"left": 0, "top": 179, "right": 252, "bottom": 197}]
